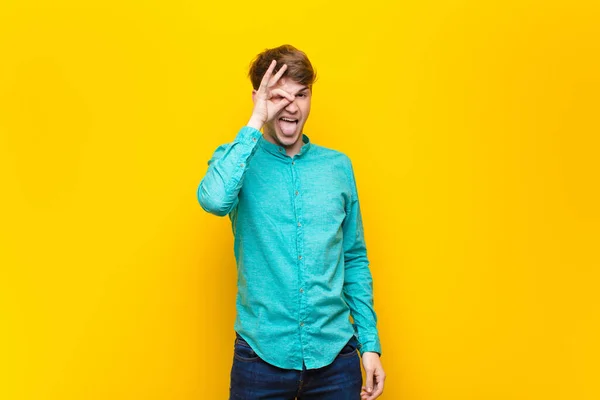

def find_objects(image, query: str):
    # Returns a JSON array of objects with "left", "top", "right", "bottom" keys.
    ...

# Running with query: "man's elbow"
[
  {"left": 344, "top": 251, "right": 369, "bottom": 270},
  {"left": 197, "top": 185, "right": 232, "bottom": 217}
]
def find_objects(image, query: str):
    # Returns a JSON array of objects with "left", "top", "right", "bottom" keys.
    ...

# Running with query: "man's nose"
[{"left": 285, "top": 99, "right": 299, "bottom": 113}]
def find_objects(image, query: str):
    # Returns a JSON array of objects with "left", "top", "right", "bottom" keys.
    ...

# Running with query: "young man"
[{"left": 197, "top": 45, "right": 385, "bottom": 400}]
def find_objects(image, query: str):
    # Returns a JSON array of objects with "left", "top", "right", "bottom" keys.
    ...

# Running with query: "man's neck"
[{"left": 262, "top": 133, "right": 303, "bottom": 157}]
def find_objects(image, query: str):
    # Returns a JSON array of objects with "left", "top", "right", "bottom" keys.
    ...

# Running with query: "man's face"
[{"left": 262, "top": 78, "right": 312, "bottom": 150}]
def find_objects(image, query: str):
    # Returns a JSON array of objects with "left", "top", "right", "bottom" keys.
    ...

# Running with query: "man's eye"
[{"left": 296, "top": 93, "right": 306, "bottom": 98}]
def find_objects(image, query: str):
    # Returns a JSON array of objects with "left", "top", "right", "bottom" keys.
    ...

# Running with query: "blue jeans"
[{"left": 229, "top": 333, "right": 362, "bottom": 400}]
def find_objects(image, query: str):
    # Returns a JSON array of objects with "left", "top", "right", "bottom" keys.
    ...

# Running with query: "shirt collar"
[{"left": 259, "top": 134, "right": 312, "bottom": 159}]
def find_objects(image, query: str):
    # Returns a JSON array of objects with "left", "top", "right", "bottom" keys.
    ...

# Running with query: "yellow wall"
[{"left": 1, "top": 1, "right": 599, "bottom": 399}]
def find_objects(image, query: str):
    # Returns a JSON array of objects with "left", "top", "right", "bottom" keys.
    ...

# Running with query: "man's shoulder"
[{"left": 310, "top": 143, "right": 353, "bottom": 167}]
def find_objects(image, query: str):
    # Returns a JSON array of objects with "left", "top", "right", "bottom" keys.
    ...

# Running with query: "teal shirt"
[{"left": 197, "top": 126, "right": 381, "bottom": 370}]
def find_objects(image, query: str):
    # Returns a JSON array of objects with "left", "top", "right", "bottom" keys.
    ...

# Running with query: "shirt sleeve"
[
  {"left": 196, "top": 126, "right": 263, "bottom": 216},
  {"left": 341, "top": 157, "right": 382, "bottom": 356}
]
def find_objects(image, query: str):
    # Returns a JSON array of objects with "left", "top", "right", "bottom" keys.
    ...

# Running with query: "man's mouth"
[{"left": 278, "top": 117, "right": 299, "bottom": 136}]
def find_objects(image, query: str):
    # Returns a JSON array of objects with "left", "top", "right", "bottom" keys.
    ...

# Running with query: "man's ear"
[{"left": 252, "top": 90, "right": 257, "bottom": 102}]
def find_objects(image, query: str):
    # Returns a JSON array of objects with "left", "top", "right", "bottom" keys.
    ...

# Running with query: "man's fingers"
[
  {"left": 257, "top": 60, "right": 277, "bottom": 93},
  {"left": 266, "top": 88, "right": 294, "bottom": 117},
  {"left": 270, "top": 88, "right": 294, "bottom": 102},
  {"left": 365, "top": 369, "right": 374, "bottom": 395},
  {"left": 361, "top": 387, "right": 373, "bottom": 400},
  {"left": 361, "top": 368, "right": 385, "bottom": 400},
  {"left": 371, "top": 377, "right": 384, "bottom": 398},
  {"left": 269, "top": 63, "right": 288, "bottom": 86},
  {"left": 269, "top": 98, "right": 292, "bottom": 118},
  {"left": 361, "top": 388, "right": 375, "bottom": 400},
  {"left": 366, "top": 370, "right": 385, "bottom": 399}
]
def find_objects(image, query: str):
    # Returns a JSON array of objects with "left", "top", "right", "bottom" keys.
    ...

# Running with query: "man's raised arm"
[{"left": 196, "top": 60, "right": 293, "bottom": 216}]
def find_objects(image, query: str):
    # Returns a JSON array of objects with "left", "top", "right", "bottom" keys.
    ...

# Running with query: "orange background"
[{"left": 1, "top": 1, "right": 599, "bottom": 399}]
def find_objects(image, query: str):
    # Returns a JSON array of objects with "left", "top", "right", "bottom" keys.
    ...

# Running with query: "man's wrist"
[
  {"left": 246, "top": 116, "right": 264, "bottom": 131},
  {"left": 363, "top": 351, "right": 380, "bottom": 357}
]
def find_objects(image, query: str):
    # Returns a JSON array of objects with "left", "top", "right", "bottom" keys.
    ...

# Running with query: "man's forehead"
[{"left": 277, "top": 78, "right": 310, "bottom": 92}]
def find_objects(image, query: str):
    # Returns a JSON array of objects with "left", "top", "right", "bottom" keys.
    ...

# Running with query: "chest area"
[{"left": 238, "top": 158, "right": 351, "bottom": 224}]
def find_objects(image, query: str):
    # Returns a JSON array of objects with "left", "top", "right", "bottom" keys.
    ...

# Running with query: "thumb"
[
  {"left": 365, "top": 368, "right": 374, "bottom": 394},
  {"left": 271, "top": 98, "right": 292, "bottom": 115}
]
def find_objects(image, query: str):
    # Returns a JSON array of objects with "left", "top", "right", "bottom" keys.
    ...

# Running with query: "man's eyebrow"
[{"left": 296, "top": 87, "right": 309, "bottom": 94}]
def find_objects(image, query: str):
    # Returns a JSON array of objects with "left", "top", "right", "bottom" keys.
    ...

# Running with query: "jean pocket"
[
  {"left": 234, "top": 336, "right": 260, "bottom": 362},
  {"left": 337, "top": 339, "right": 358, "bottom": 358}
]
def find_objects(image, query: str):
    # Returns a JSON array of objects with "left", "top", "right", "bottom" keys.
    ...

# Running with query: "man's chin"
[{"left": 276, "top": 131, "right": 301, "bottom": 147}]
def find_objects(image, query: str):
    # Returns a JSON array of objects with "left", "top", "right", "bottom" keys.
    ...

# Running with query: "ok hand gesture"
[{"left": 247, "top": 60, "right": 295, "bottom": 130}]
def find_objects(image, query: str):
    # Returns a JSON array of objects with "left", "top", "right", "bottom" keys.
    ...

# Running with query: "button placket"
[{"left": 291, "top": 156, "right": 307, "bottom": 348}]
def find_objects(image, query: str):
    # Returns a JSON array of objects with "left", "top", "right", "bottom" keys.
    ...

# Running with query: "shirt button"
[
  {"left": 297, "top": 222, "right": 301, "bottom": 227},
  {"left": 292, "top": 161, "right": 295, "bottom": 165},
  {"left": 240, "top": 163, "right": 244, "bottom": 167},
  {"left": 298, "top": 255, "right": 302, "bottom": 260},
  {"left": 295, "top": 191, "right": 299, "bottom": 196},
  {"left": 252, "top": 137, "right": 257, "bottom": 141},
  {"left": 300, "top": 288, "right": 304, "bottom": 293},
  {"left": 300, "top": 322, "right": 304, "bottom": 326}
]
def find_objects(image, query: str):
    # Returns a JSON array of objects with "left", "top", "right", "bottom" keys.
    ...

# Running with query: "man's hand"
[
  {"left": 247, "top": 60, "right": 295, "bottom": 130},
  {"left": 361, "top": 352, "right": 385, "bottom": 399}
]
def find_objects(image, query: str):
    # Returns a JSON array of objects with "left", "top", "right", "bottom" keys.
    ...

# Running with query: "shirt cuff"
[
  {"left": 235, "top": 125, "right": 263, "bottom": 145},
  {"left": 358, "top": 336, "right": 382, "bottom": 357}
]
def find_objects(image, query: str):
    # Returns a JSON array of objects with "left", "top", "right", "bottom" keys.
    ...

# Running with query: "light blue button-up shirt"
[{"left": 197, "top": 126, "right": 381, "bottom": 370}]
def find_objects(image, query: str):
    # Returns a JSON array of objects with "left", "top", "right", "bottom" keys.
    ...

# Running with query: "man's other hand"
[{"left": 361, "top": 352, "right": 385, "bottom": 399}]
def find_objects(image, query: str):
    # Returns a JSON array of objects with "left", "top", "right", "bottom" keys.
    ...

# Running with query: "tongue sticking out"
[{"left": 279, "top": 119, "right": 297, "bottom": 135}]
